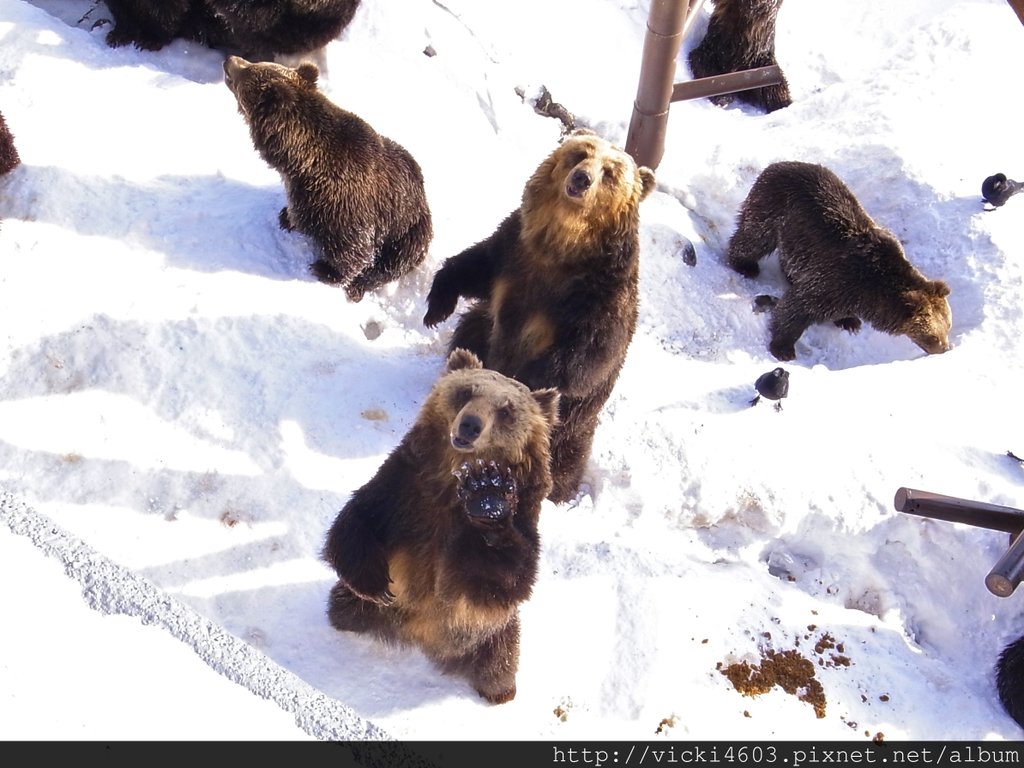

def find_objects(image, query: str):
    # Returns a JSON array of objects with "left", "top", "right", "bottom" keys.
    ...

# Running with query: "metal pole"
[
  {"left": 894, "top": 487, "right": 1024, "bottom": 535},
  {"left": 987, "top": 531, "right": 1024, "bottom": 597},
  {"left": 625, "top": 0, "right": 690, "bottom": 169},
  {"left": 894, "top": 487, "right": 1024, "bottom": 598}
]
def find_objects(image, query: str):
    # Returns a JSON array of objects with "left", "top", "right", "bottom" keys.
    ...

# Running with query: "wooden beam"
[{"left": 671, "top": 65, "right": 785, "bottom": 103}]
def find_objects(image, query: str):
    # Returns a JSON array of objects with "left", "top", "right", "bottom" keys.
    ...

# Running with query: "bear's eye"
[
  {"left": 567, "top": 150, "right": 588, "bottom": 166},
  {"left": 450, "top": 387, "right": 473, "bottom": 409},
  {"left": 496, "top": 404, "right": 514, "bottom": 424},
  {"left": 602, "top": 166, "right": 616, "bottom": 184}
]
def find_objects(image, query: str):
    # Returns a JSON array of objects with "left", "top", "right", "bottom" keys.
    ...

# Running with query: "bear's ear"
[
  {"left": 568, "top": 127, "right": 596, "bottom": 138},
  {"left": 930, "top": 279, "right": 951, "bottom": 297},
  {"left": 264, "top": 80, "right": 299, "bottom": 109},
  {"left": 297, "top": 63, "right": 319, "bottom": 87},
  {"left": 446, "top": 348, "right": 483, "bottom": 372},
  {"left": 531, "top": 388, "right": 561, "bottom": 427},
  {"left": 638, "top": 166, "right": 656, "bottom": 201}
]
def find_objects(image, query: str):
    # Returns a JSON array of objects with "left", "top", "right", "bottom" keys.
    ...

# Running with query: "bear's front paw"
[
  {"left": 833, "top": 316, "right": 862, "bottom": 333},
  {"left": 455, "top": 460, "right": 518, "bottom": 525},
  {"left": 278, "top": 207, "right": 294, "bottom": 231},
  {"left": 769, "top": 339, "right": 797, "bottom": 362},
  {"left": 423, "top": 284, "right": 458, "bottom": 328}
]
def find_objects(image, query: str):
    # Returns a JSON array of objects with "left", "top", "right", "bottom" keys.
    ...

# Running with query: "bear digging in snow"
[
  {"left": 103, "top": 1, "right": 361, "bottom": 63},
  {"left": 728, "top": 161, "right": 952, "bottom": 361},
  {"left": 688, "top": 0, "right": 792, "bottom": 113},
  {"left": 322, "top": 348, "right": 559, "bottom": 704},
  {"left": 423, "top": 129, "right": 655, "bottom": 504},
  {"left": 224, "top": 55, "right": 432, "bottom": 302}
]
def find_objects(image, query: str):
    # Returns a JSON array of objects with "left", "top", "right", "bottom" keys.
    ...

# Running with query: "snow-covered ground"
[{"left": 2, "top": 0, "right": 1024, "bottom": 742}]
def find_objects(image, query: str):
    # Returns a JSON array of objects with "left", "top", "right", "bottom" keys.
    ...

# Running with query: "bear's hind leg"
[
  {"left": 752, "top": 79, "right": 792, "bottom": 113},
  {"left": 327, "top": 581, "right": 396, "bottom": 639},
  {"left": 345, "top": 216, "right": 432, "bottom": 302},
  {"left": 440, "top": 615, "right": 521, "bottom": 705},
  {"left": 448, "top": 306, "right": 493, "bottom": 361},
  {"left": 547, "top": 416, "right": 596, "bottom": 505}
]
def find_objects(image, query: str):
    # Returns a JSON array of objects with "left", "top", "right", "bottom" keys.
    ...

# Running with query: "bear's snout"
[
  {"left": 566, "top": 168, "right": 592, "bottom": 198},
  {"left": 452, "top": 413, "right": 484, "bottom": 451},
  {"left": 223, "top": 55, "right": 249, "bottom": 89}
]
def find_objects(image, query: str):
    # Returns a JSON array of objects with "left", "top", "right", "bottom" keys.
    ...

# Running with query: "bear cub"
[
  {"left": 224, "top": 56, "right": 432, "bottom": 302},
  {"left": 727, "top": 160, "right": 952, "bottom": 361},
  {"left": 423, "top": 129, "right": 655, "bottom": 504},
  {"left": 322, "top": 348, "right": 559, "bottom": 704}
]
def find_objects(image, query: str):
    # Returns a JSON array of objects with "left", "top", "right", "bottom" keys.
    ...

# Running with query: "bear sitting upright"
[
  {"left": 727, "top": 161, "right": 953, "bottom": 361},
  {"left": 322, "top": 348, "right": 559, "bottom": 704},
  {"left": 224, "top": 56, "right": 432, "bottom": 302},
  {"left": 687, "top": 0, "right": 792, "bottom": 113},
  {"left": 423, "top": 129, "right": 655, "bottom": 504}
]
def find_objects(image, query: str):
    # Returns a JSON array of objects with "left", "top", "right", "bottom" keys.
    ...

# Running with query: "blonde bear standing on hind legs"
[{"left": 424, "top": 129, "right": 656, "bottom": 504}]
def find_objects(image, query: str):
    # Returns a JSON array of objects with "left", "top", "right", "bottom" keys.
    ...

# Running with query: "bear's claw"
[{"left": 454, "top": 459, "right": 518, "bottom": 523}]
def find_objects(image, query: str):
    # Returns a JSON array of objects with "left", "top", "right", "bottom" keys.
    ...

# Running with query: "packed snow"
[{"left": 1, "top": 0, "right": 1023, "bottom": 742}]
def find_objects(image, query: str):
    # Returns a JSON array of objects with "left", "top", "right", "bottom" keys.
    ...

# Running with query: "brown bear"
[
  {"left": 104, "top": 0, "right": 361, "bottom": 62},
  {"left": 322, "top": 348, "right": 559, "bottom": 704},
  {"left": 727, "top": 161, "right": 953, "bottom": 361},
  {"left": 423, "top": 128, "right": 655, "bottom": 504},
  {"left": 687, "top": 0, "right": 792, "bottom": 113},
  {"left": 997, "top": 633, "right": 1024, "bottom": 730},
  {"left": 224, "top": 55, "right": 432, "bottom": 302},
  {"left": 0, "top": 110, "right": 18, "bottom": 176}
]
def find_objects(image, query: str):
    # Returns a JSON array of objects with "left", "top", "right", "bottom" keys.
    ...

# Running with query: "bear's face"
[
  {"left": 901, "top": 280, "right": 953, "bottom": 354},
  {"left": 522, "top": 129, "right": 655, "bottom": 255},
  {"left": 223, "top": 55, "right": 320, "bottom": 121},
  {"left": 424, "top": 349, "right": 559, "bottom": 470},
  {"left": 530, "top": 129, "right": 656, "bottom": 213}
]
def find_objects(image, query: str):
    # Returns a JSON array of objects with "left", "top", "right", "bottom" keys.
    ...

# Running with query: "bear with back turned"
[
  {"left": 998, "top": 634, "right": 1024, "bottom": 730},
  {"left": 224, "top": 55, "right": 432, "bottom": 301},
  {"left": 103, "top": 0, "right": 360, "bottom": 62},
  {"left": 688, "top": 0, "right": 792, "bottom": 113},
  {"left": 423, "top": 129, "right": 655, "bottom": 504},
  {"left": 727, "top": 161, "right": 952, "bottom": 361},
  {"left": 322, "top": 348, "right": 559, "bottom": 704},
  {"left": 0, "top": 110, "right": 18, "bottom": 176}
]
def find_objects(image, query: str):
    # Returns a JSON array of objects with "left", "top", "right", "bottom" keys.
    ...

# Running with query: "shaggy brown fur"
[
  {"left": 104, "top": 0, "right": 360, "bottom": 60},
  {"left": 224, "top": 56, "right": 432, "bottom": 301},
  {"left": 997, "top": 634, "right": 1024, "bottom": 730},
  {"left": 688, "top": 0, "right": 791, "bottom": 113},
  {"left": 728, "top": 161, "right": 953, "bottom": 361},
  {"left": 423, "top": 129, "right": 655, "bottom": 504},
  {"left": 322, "top": 349, "right": 559, "bottom": 704},
  {"left": 0, "top": 111, "right": 18, "bottom": 176}
]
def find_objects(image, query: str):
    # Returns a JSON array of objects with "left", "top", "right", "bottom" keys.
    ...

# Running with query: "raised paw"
[{"left": 454, "top": 459, "right": 518, "bottom": 524}]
